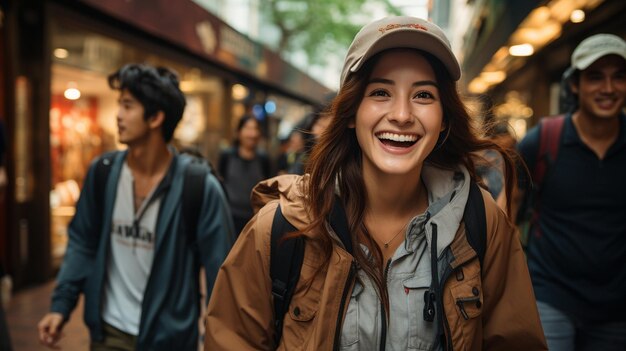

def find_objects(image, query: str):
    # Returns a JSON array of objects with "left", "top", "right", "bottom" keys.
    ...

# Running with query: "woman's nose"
[{"left": 387, "top": 99, "right": 413, "bottom": 125}]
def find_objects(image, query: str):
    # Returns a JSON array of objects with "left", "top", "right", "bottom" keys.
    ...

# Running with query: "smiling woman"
[
  {"left": 355, "top": 49, "right": 444, "bottom": 179},
  {"left": 205, "top": 16, "right": 548, "bottom": 351}
]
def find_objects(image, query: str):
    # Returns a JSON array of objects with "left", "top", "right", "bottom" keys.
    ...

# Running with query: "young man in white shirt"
[{"left": 38, "top": 64, "right": 234, "bottom": 350}]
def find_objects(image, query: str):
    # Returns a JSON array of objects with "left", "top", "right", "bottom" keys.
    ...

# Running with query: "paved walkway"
[
  {"left": 5, "top": 280, "right": 207, "bottom": 350},
  {"left": 5, "top": 281, "right": 89, "bottom": 350}
]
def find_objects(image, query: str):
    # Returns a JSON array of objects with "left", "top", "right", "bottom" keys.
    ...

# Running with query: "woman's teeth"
[{"left": 377, "top": 132, "right": 418, "bottom": 142}]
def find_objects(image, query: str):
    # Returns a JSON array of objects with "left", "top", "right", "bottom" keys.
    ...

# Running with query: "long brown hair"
[{"left": 302, "top": 49, "right": 518, "bottom": 311}]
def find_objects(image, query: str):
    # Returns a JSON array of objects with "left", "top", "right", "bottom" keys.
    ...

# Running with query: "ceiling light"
[
  {"left": 231, "top": 83, "right": 249, "bottom": 100},
  {"left": 570, "top": 9, "right": 585, "bottom": 23},
  {"left": 468, "top": 78, "right": 488, "bottom": 94},
  {"left": 481, "top": 71, "right": 506, "bottom": 84},
  {"left": 64, "top": 82, "right": 81, "bottom": 100},
  {"left": 54, "top": 48, "right": 69, "bottom": 59},
  {"left": 509, "top": 44, "right": 534, "bottom": 57}
]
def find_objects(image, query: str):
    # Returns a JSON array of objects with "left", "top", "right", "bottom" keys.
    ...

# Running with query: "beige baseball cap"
[
  {"left": 571, "top": 33, "right": 626, "bottom": 71},
  {"left": 340, "top": 16, "right": 461, "bottom": 87}
]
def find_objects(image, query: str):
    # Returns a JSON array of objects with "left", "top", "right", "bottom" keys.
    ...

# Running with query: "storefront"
[
  {"left": 48, "top": 19, "right": 233, "bottom": 264},
  {"left": 2, "top": 0, "right": 330, "bottom": 288}
]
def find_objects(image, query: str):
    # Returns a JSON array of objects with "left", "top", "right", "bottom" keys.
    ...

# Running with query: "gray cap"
[
  {"left": 340, "top": 16, "right": 461, "bottom": 87},
  {"left": 571, "top": 33, "right": 626, "bottom": 71}
]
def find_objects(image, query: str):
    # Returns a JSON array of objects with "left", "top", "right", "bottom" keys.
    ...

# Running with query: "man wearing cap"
[{"left": 516, "top": 33, "right": 626, "bottom": 350}]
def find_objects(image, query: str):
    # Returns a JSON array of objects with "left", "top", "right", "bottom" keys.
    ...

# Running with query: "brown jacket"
[{"left": 205, "top": 175, "right": 547, "bottom": 350}]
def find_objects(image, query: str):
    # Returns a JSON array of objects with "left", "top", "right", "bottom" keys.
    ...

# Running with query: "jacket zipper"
[
  {"left": 134, "top": 184, "right": 172, "bottom": 348},
  {"left": 437, "top": 264, "right": 454, "bottom": 351},
  {"left": 430, "top": 220, "right": 451, "bottom": 351},
  {"left": 379, "top": 259, "right": 392, "bottom": 351},
  {"left": 333, "top": 261, "right": 357, "bottom": 350}
]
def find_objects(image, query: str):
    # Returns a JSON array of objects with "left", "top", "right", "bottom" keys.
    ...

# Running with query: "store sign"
[
  {"left": 83, "top": 36, "right": 123, "bottom": 71},
  {"left": 196, "top": 21, "right": 217, "bottom": 54},
  {"left": 76, "top": 0, "right": 329, "bottom": 103},
  {"left": 219, "top": 26, "right": 262, "bottom": 73}
]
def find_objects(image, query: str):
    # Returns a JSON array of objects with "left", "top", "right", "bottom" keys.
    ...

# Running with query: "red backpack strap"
[{"left": 533, "top": 114, "right": 566, "bottom": 188}]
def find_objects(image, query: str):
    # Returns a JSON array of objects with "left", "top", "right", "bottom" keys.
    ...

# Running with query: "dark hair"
[
  {"left": 293, "top": 113, "right": 317, "bottom": 153},
  {"left": 301, "top": 48, "right": 518, "bottom": 314},
  {"left": 108, "top": 64, "right": 186, "bottom": 142}
]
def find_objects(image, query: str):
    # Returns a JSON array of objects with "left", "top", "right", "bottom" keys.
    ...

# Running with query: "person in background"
[
  {"left": 307, "top": 91, "right": 336, "bottom": 144},
  {"left": 476, "top": 120, "right": 517, "bottom": 212},
  {"left": 282, "top": 128, "right": 306, "bottom": 175},
  {"left": 275, "top": 136, "right": 291, "bottom": 175},
  {"left": 218, "top": 115, "right": 271, "bottom": 235},
  {"left": 515, "top": 33, "right": 626, "bottom": 351},
  {"left": 37, "top": 64, "right": 234, "bottom": 350},
  {"left": 205, "top": 16, "right": 546, "bottom": 350},
  {"left": 286, "top": 102, "right": 334, "bottom": 175}
]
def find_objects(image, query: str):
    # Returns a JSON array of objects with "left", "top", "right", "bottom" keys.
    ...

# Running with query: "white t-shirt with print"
[{"left": 101, "top": 162, "right": 162, "bottom": 335}]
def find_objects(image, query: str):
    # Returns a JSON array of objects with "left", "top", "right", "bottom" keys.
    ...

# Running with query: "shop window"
[{"left": 49, "top": 22, "right": 225, "bottom": 263}]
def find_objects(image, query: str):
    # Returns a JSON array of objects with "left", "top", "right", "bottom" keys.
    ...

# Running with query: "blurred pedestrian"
[
  {"left": 476, "top": 120, "right": 518, "bottom": 212},
  {"left": 37, "top": 64, "right": 234, "bottom": 350},
  {"left": 205, "top": 16, "right": 545, "bottom": 350},
  {"left": 218, "top": 115, "right": 271, "bottom": 235},
  {"left": 290, "top": 108, "right": 333, "bottom": 175},
  {"left": 515, "top": 33, "right": 626, "bottom": 351},
  {"left": 282, "top": 127, "right": 306, "bottom": 175}
]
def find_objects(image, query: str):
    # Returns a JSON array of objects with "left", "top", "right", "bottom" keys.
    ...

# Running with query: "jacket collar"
[{"left": 421, "top": 164, "right": 470, "bottom": 258}]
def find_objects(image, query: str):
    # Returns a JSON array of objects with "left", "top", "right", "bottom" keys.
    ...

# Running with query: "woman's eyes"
[
  {"left": 368, "top": 89, "right": 389, "bottom": 97},
  {"left": 414, "top": 91, "right": 434, "bottom": 99},
  {"left": 366, "top": 88, "right": 436, "bottom": 100}
]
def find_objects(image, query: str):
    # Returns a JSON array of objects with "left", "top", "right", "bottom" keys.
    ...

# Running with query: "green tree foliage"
[{"left": 264, "top": 0, "right": 400, "bottom": 65}]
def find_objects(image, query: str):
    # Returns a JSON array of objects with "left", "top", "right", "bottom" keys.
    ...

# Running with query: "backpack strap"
[
  {"left": 270, "top": 205, "right": 305, "bottom": 348},
  {"left": 93, "top": 151, "right": 208, "bottom": 252},
  {"left": 533, "top": 115, "right": 565, "bottom": 189},
  {"left": 182, "top": 157, "right": 208, "bottom": 253},
  {"left": 464, "top": 182, "right": 487, "bottom": 269},
  {"left": 270, "top": 196, "right": 352, "bottom": 347},
  {"left": 329, "top": 196, "right": 353, "bottom": 254}
]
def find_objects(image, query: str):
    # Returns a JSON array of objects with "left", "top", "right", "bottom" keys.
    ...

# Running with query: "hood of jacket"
[
  {"left": 422, "top": 164, "right": 470, "bottom": 258},
  {"left": 251, "top": 174, "right": 311, "bottom": 232}
]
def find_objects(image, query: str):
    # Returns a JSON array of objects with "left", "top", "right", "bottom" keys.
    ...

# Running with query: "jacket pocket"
[
  {"left": 340, "top": 280, "right": 363, "bottom": 348},
  {"left": 445, "top": 271, "right": 484, "bottom": 350},
  {"left": 281, "top": 261, "right": 321, "bottom": 350},
  {"left": 403, "top": 275, "right": 436, "bottom": 350},
  {"left": 449, "top": 274, "right": 483, "bottom": 321}
]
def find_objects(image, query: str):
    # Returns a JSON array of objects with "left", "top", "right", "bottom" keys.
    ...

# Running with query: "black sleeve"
[
  {"left": 276, "top": 153, "right": 287, "bottom": 173},
  {"left": 217, "top": 150, "right": 230, "bottom": 180},
  {"left": 259, "top": 153, "right": 271, "bottom": 178}
]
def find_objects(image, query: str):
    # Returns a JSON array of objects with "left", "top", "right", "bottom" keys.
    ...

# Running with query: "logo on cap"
[{"left": 378, "top": 23, "right": 428, "bottom": 34}]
